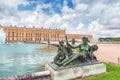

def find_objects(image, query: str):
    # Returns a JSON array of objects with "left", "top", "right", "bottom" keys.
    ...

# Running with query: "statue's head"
[
  {"left": 59, "top": 40, "right": 64, "bottom": 46},
  {"left": 82, "top": 37, "right": 90, "bottom": 43},
  {"left": 72, "top": 38, "right": 75, "bottom": 45},
  {"left": 91, "top": 45, "right": 98, "bottom": 51}
]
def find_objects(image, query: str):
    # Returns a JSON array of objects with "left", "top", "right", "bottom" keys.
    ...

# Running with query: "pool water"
[{"left": 0, "top": 43, "right": 57, "bottom": 78}]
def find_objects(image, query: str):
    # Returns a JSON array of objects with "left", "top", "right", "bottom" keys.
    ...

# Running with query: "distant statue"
[
  {"left": 54, "top": 40, "right": 67, "bottom": 65},
  {"left": 71, "top": 38, "right": 75, "bottom": 45},
  {"left": 47, "top": 39, "right": 50, "bottom": 45}
]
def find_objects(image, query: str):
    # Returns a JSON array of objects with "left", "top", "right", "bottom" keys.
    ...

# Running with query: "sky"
[{"left": 0, "top": 0, "right": 120, "bottom": 40}]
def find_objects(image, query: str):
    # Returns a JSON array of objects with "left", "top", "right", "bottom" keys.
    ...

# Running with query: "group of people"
[{"left": 54, "top": 36, "right": 98, "bottom": 67}]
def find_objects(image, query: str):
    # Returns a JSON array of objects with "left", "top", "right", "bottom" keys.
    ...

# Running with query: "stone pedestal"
[{"left": 45, "top": 63, "right": 106, "bottom": 80}]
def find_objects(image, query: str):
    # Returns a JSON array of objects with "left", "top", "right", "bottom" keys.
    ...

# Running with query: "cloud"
[
  {"left": 76, "top": 23, "right": 84, "bottom": 30},
  {"left": 0, "top": 0, "right": 29, "bottom": 25},
  {"left": 87, "top": 3, "right": 106, "bottom": 19},
  {"left": 87, "top": 2, "right": 120, "bottom": 30},
  {"left": 0, "top": 0, "right": 120, "bottom": 40},
  {"left": 75, "top": 3, "right": 88, "bottom": 12},
  {"left": 0, "top": 0, "right": 28, "bottom": 13},
  {"left": 62, "top": 5, "right": 74, "bottom": 14},
  {"left": 62, "top": 0, "right": 74, "bottom": 14},
  {"left": 87, "top": 20, "right": 120, "bottom": 40}
]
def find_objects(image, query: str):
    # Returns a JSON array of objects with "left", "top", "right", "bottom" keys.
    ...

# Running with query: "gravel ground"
[{"left": 94, "top": 43, "right": 120, "bottom": 64}]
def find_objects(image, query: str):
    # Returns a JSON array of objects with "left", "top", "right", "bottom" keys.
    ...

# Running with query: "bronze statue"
[
  {"left": 59, "top": 36, "right": 90, "bottom": 66},
  {"left": 53, "top": 35, "right": 98, "bottom": 67},
  {"left": 87, "top": 45, "right": 98, "bottom": 61},
  {"left": 54, "top": 40, "right": 67, "bottom": 65},
  {"left": 66, "top": 38, "right": 76, "bottom": 57}
]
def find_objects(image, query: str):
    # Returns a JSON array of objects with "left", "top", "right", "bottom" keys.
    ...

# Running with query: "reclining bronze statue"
[{"left": 54, "top": 35, "right": 98, "bottom": 67}]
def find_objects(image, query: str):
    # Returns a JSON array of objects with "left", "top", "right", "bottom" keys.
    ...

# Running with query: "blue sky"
[
  {"left": 18, "top": 0, "right": 73, "bottom": 15},
  {"left": 0, "top": 0, "right": 120, "bottom": 40}
]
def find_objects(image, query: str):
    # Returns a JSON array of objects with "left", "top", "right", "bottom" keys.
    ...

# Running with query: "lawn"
[{"left": 83, "top": 63, "right": 120, "bottom": 80}]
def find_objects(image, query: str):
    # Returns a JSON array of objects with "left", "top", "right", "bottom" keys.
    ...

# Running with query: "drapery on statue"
[{"left": 53, "top": 35, "right": 98, "bottom": 67}]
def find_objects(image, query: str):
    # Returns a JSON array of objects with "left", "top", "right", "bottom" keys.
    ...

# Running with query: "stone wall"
[{"left": 0, "top": 71, "right": 50, "bottom": 80}]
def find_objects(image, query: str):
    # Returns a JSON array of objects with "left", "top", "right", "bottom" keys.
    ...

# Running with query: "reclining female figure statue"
[{"left": 59, "top": 36, "right": 91, "bottom": 66}]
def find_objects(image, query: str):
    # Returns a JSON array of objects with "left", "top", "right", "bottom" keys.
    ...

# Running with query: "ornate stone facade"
[
  {"left": 0, "top": 25, "right": 93, "bottom": 43},
  {"left": 0, "top": 25, "right": 65, "bottom": 43}
]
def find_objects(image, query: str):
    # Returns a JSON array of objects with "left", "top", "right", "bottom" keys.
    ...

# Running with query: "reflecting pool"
[{"left": 0, "top": 43, "right": 57, "bottom": 78}]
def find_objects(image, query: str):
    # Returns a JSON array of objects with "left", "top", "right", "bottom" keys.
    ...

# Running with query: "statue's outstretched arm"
[{"left": 65, "top": 35, "right": 80, "bottom": 49}]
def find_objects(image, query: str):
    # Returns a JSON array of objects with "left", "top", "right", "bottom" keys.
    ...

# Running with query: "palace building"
[
  {"left": 0, "top": 25, "right": 93, "bottom": 43},
  {"left": 67, "top": 34, "right": 93, "bottom": 41}
]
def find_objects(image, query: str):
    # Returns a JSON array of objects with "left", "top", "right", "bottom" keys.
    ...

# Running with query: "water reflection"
[
  {"left": 0, "top": 43, "right": 57, "bottom": 78},
  {"left": 39, "top": 45, "right": 57, "bottom": 52}
]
